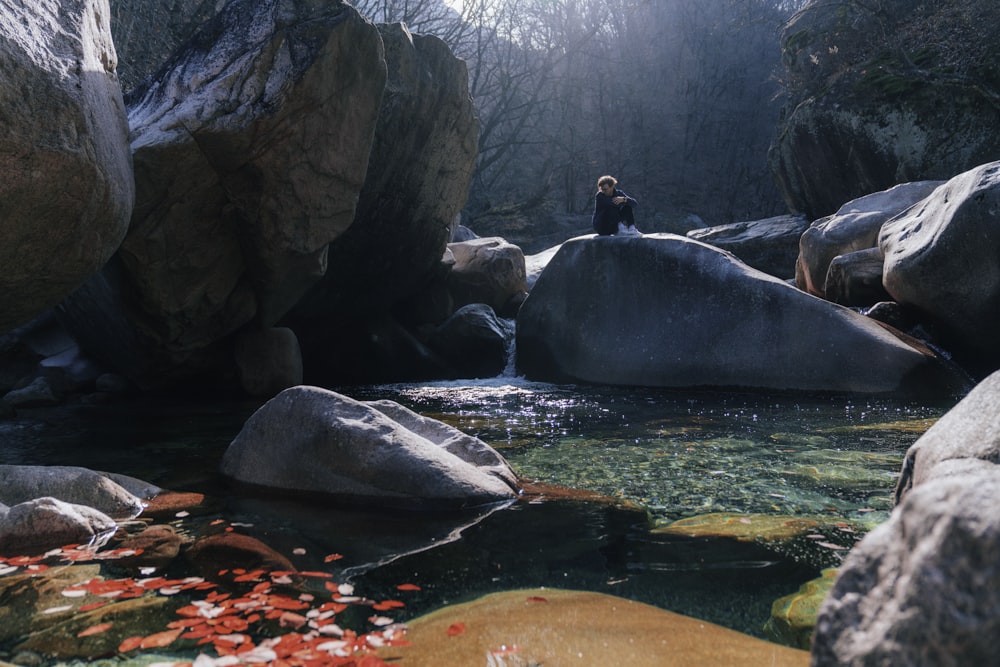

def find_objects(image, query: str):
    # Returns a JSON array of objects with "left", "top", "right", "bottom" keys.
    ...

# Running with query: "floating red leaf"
[
  {"left": 396, "top": 583, "right": 421, "bottom": 591},
  {"left": 118, "top": 636, "right": 144, "bottom": 653},
  {"left": 139, "top": 628, "right": 183, "bottom": 649},
  {"left": 78, "top": 622, "right": 113, "bottom": 637},
  {"left": 447, "top": 622, "right": 467, "bottom": 637}
]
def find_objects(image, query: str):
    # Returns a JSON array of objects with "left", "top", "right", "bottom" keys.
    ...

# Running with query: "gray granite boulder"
[
  {"left": 59, "top": 0, "right": 386, "bottom": 388},
  {"left": 448, "top": 237, "right": 528, "bottom": 318},
  {"left": 220, "top": 386, "right": 520, "bottom": 509},
  {"left": 233, "top": 327, "right": 303, "bottom": 398},
  {"left": 795, "top": 181, "right": 941, "bottom": 299},
  {"left": 0, "top": 466, "right": 145, "bottom": 519},
  {"left": 815, "top": 369, "right": 1000, "bottom": 665},
  {"left": 881, "top": 161, "right": 1000, "bottom": 376},
  {"left": 812, "top": 468, "right": 1000, "bottom": 666},
  {"left": 895, "top": 369, "right": 1000, "bottom": 502},
  {"left": 0, "top": 497, "right": 117, "bottom": 556},
  {"left": 516, "top": 234, "right": 964, "bottom": 395},
  {"left": 823, "top": 247, "right": 891, "bottom": 307},
  {"left": 686, "top": 214, "right": 809, "bottom": 280},
  {"left": 427, "top": 304, "right": 513, "bottom": 379},
  {"left": 0, "top": 0, "right": 134, "bottom": 332}
]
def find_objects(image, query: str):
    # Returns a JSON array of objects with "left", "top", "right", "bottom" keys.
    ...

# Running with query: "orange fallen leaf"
[
  {"left": 78, "top": 601, "right": 110, "bottom": 613},
  {"left": 118, "top": 636, "right": 144, "bottom": 652},
  {"left": 324, "top": 553, "right": 344, "bottom": 562},
  {"left": 447, "top": 622, "right": 467, "bottom": 637},
  {"left": 372, "top": 599, "right": 405, "bottom": 611},
  {"left": 140, "top": 628, "right": 183, "bottom": 649},
  {"left": 78, "top": 622, "right": 113, "bottom": 637},
  {"left": 526, "top": 596, "right": 548, "bottom": 603}
]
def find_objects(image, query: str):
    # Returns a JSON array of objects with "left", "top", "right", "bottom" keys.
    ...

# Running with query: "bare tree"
[{"left": 351, "top": 0, "right": 802, "bottom": 234}]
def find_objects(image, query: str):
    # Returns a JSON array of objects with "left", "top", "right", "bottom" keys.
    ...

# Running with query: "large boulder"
[
  {"left": 285, "top": 21, "right": 480, "bottom": 384},
  {"left": 448, "top": 237, "right": 528, "bottom": 317},
  {"left": 811, "top": 468, "right": 1000, "bottom": 666},
  {"left": 814, "top": 370, "right": 1000, "bottom": 665},
  {"left": 300, "top": 23, "right": 479, "bottom": 314},
  {"left": 686, "top": 214, "right": 809, "bottom": 280},
  {"left": 515, "top": 235, "right": 963, "bottom": 394},
  {"left": 57, "top": 0, "right": 386, "bottom": 390},
  {"left": 426, "top": 304, "right": 513, "bottom": 379},
  {"left": 770, "top": 0, "right": 1000, "bottom": 218},
  {"left": 0, "top": 0, "right": 134, "bottom": 333},
  {"left": 880, "top": 162, "right": 1000, "bottom": 376},
  {"left": 220, "top": 385, "right": 519, "bottom": 509},
  {"left": 894, "top": 369, "right": 1000, "bottom": 502},
  {"left": 795, "top": 181, "right": 942, "bottom": 298}
]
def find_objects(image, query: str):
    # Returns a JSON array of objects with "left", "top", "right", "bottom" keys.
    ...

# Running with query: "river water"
[{"left": 0, "top": 376, "right": 953, "bottom": 663}]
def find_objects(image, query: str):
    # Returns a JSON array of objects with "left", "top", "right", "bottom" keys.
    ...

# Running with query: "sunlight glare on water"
[{"left": 353, "top": 377, "right": 948, "bottom": 530}]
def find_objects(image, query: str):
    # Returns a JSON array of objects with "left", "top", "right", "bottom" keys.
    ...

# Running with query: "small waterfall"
[{"left": 500, "top": 318, "right": 517, "bottom": 377}]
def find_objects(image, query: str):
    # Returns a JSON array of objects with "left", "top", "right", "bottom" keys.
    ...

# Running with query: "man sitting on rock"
[{"left": 592, "top": 175, "right": 640, "bottom": 236}]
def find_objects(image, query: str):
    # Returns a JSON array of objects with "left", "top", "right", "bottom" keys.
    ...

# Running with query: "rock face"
[
  {"left": 795, "top": 181, "right": 942, "bottom": 299},
  {"left": 770, "top": 0, "right": 1000, "bottom": 218},
  {"left": 284, "top": 21, "right": 480, "bottom": 384},
  {"left": 303, "top": 23, "right": 479, "bottom": 313},
  {"left": 109, "top": 0, "right": 221, "bottom": 92},
  {"left": 880, "top": 162, "right": 1000, "bottom": 376},
  {"left": 813, "top": 370, "right": 1000, "bottom": 665},
  {"left": 220, "top": 386, "right": 519, "bottom": 509},
  {"left": 516, "top": 235, "right": 963, "bottom": 394},
  {"left": 0, "top": 0, "right": 134, "bottom": 333},
  {"left": 58, "top": 1, "right": 482, "bottom": 390},
  {"left": 57, "top": 0, "right": 386, "bottom": 389}
]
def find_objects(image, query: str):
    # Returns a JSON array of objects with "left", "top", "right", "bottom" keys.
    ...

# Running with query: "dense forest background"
[{"left": 351, "top": 0, "right": 808, "bottom": 242}]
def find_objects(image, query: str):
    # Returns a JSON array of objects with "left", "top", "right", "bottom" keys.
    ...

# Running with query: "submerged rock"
[
  {"left": 653, "top": 513, "right": 822, "bottom": 542},
  {"left": 765, "top": 567, "right": 838, "bottom": 650},
  {"left": 220, "top": 385, "right": 519, "bottom": 509},
  {"left": 0, "top": 565, "right": 101, "bottom": 642},
  {"left": 376, "top": 588, "right": 809, "bottom": 666},
  {"left": 516, "top": 235, "right": 965, "bottom": 395}
]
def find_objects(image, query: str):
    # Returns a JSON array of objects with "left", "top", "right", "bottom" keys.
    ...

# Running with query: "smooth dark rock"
[{"left": 516, "top": 234, "right": 964, "bottom": 395}]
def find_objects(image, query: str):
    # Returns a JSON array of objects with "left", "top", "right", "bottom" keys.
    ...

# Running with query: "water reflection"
[
  {"left": 0, "top": 378, "right": 952, "bottom": 654},
  {"left": 349, "top": 378, "right": 948, "bottom": 529}
]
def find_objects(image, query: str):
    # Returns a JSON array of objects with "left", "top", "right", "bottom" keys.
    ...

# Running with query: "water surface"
[{"left": 0, "top": 378, "right": 951, "bottom": 663}]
